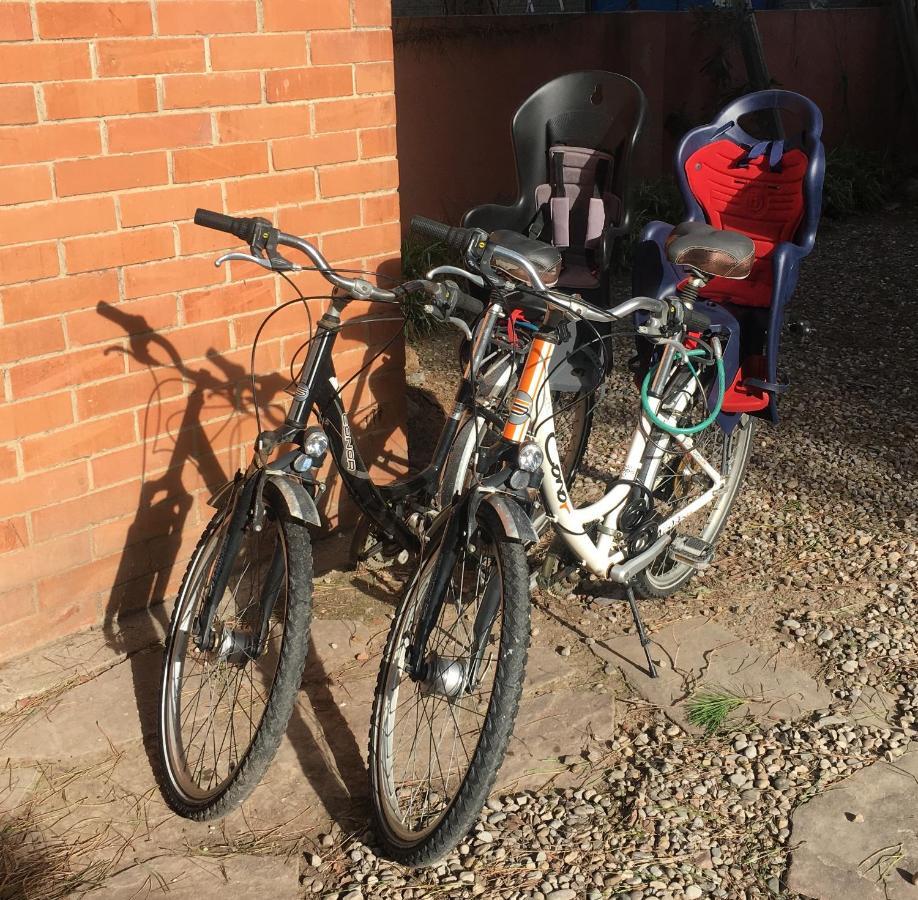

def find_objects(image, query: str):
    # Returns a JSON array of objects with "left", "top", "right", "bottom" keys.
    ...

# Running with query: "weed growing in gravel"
[{"left": 685, "top": 687, "right": 747, "bottom": 733}]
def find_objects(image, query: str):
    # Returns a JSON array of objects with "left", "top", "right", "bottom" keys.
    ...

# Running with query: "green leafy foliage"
[
  {"left": 611, "top": 176, "right": 685, "bottom": 271},
  {"left": 822, "top": 144, "right": 892, "bottom": 219}
]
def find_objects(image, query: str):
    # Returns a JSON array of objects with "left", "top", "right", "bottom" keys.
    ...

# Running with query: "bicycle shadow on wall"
[{"left": 95, "top": 298, "right": 399, "bottom": 832}]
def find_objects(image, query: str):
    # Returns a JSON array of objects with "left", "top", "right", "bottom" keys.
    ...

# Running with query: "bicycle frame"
[
  {"left": 277, "top": 293, "right": 505, "bottom": 553},
  {"left": 507, "top": 333, "right": 726, "bottom": 579}
]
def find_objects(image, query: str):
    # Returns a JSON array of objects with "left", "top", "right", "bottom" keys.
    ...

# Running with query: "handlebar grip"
[
  {"left": 683, "top": 307, "right": 712, "bottom": 332},
  {"left": 409, "top": 215, "right": 475, "bottom": 252},
  {"left": 194, "top": 208, "right": 258, "bottom": 244},
  {"left": 453, "top": 289, "right": 484, "bottom": 316}
]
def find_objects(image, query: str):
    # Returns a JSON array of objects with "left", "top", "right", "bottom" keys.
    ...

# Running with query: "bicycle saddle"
[
  {"left": 665, "top": 221, "right": 754, "bottom": 280},
  {"left": 490, "top": 229, "right": 563, "bottom": 287}
]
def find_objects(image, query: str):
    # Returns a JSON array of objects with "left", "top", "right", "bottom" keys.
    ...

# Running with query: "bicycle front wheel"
[
  {"left": 157, "top": 481, "right": 313, "bottom": 819},
  {"left": 368, "top": 510, "right": 530, "bottom": 866}
]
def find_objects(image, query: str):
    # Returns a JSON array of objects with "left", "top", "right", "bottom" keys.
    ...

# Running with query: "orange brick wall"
[{"left": 0, "top": 0, "right": 405, "bottom": 661}]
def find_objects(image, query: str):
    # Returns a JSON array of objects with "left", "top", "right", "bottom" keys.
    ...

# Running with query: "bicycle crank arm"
[{"left": 606, "top": 534, "right": 672, "bottom": 584}]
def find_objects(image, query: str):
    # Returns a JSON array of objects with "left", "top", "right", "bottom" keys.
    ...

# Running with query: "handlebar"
[
  {"left": 409, "top": 215, "right": 478, "bottom": 253},
  {"left": 194, "top": 208, "right": 675, "bottom": 332},
  {"left": 193, "top": 208, "right": 261, "bottom": 244}
]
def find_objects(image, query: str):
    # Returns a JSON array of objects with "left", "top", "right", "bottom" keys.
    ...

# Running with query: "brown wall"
[{"left": 395, "top": 9, "right": 910, "bottom": 225}]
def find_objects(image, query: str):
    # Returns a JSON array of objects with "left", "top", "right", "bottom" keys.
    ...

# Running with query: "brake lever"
[
  {"left": 215, "top": 252, "right": 275, "bottom": 270},
  {"left": 425, "top": 264, "right": 486, "bottom": 288},
  {"left": 447, "top": 316, "right": 472, "bottom": 340}
]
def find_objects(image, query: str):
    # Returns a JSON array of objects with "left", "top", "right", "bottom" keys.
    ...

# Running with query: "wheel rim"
[
  {"left": 645, "top": 417, "right": 753, "bottom": 591},
  {"left": 161, "top": 513, "right": 289, "bottom": 804},
  {"left": 374, "top": 530, "right": 503, "bottom": 844}
]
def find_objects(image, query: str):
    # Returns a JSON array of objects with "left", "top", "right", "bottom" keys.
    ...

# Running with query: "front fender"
[
  {"left": 266, "top": 473, "right": 321, "bottom": 527},
  {"left": 479, "top": 494, "right": 539, "bottom": 546}
]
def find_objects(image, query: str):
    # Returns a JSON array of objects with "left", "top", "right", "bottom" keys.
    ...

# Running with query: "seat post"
[{"left": 678, "top": 270, "right": 710, "bottom": 305}]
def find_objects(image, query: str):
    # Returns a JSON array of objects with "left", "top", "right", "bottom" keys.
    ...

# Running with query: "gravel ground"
[{"left": 305, "top": 210, "right": 918, "bottom": 898}]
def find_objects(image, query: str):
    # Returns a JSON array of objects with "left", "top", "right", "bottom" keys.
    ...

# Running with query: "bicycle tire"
[
  {"left": 157, "top": 481, "right": 313, "bottom": 819},
  {"left": 368, "top": 510, "right": 530, "bottom": 866},
  {"left": 633, "top": 414, "right": 755, "bottom": 599}
]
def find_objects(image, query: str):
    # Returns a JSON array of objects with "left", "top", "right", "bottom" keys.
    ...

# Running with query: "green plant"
[
  {"left": 685, "top": 686, "right": 747, "bottom": 733},
  {"left": 399, "top": 234, "right": 463, "bottom": 341},
  {"left": 611, "top": 176, "right": 685, "bottom": 271},
  {"left": 822, "top": 144, "right": 892, "bottom": 219}
]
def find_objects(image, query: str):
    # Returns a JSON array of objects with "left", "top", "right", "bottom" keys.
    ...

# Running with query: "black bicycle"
[{"left": 156, "top": 210, "right": 541, "bottom": 834}]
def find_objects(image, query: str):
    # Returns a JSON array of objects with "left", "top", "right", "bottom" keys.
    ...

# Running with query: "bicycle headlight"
[
  {"left": 302, "top": 427, "right": 329, "bottom": 459},
  {"left": 516, "top": 441, "right": 543, "bottom": 473}
]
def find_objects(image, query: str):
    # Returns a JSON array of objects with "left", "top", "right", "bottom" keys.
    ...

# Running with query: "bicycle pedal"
[{"left": 668, "top": 534, "right": 714, "bottom": 570}]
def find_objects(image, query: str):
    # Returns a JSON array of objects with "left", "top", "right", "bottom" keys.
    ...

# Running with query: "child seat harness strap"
[
  {"left": 528, "top": 145, "right": 622, "bottom": 287},
  {"left": 736, "top": 139, "right": 785, "bottom": 173}
]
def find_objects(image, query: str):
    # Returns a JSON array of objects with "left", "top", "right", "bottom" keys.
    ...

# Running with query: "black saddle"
[
  {"left": 665, "top": 221, "right": 755, "bottom": 280},
  {"left": 490, "top": 229, "right": 562, "bottom": 287}
]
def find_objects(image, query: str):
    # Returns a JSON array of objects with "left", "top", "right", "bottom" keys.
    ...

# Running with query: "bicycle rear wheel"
[
  {"left": 368, "top": 509, "right": 530, "bottom": 866},
  {"left": 634, "top": 406, "right": 755, "bottom": 599},
  {"left": 157, "top": 481, "right": 313, "bottom": 819}
]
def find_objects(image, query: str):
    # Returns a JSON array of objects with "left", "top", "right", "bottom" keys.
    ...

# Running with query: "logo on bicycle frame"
[
  {"left": 507, "top": 391, "right": 532, "bottom": 426},
  {"left": 546, "top": 432, "right": 568, "bottom": 505}
]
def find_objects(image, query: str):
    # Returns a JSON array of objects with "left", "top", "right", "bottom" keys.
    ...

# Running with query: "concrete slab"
[
  {"left": 82, "top": 852, "right": 301, "bottom": 899},
  {"left": 595, "top": 617, "right": 834, "bottom": 731},
  {"left": 788, "top": 751, "right": 918, "bottom": 900}
]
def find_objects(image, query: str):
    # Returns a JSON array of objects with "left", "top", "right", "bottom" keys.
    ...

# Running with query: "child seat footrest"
[{"left": 721, "top": 354, "right": 783, "bottom": 414}]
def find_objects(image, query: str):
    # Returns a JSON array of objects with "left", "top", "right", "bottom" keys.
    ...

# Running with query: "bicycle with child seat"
[
  {"left": 362, "top": 214, "right": 756, "bottom": 866},
  {"left": 156, "top": 208, "right": 543, "bottom": 825},
  {"left": 155, "top": 205, "right": 756, "bottom": 869},
  {"left": 388, "top": 215, "right": 756, "bottom": 700}
]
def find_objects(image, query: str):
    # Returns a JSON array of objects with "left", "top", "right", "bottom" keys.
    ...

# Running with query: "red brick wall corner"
[{"left": 0, "top": 0, "right": 404, "bottom": 662}]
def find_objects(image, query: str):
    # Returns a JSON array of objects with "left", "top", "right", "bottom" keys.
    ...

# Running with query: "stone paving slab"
[
  {"left": 82, "top": 852, "right": 301, "bottom": 899},
  {"left": 788, "top": 750, "right": 918, "bottom": 900},
  {"left": 595, "top": 616, "right": 835, "bottom": 732},
  {"left": 1, "top": 647, "right": 160, "bottom": 760},
  {"left": 2, "top": 613, "right": 619, "bottom": 887},
  {"left": 0, "top": 613, "right": 169, "bottom": 716},
  {"left": 499, "top": 688, "right": 616, "bottom": 792}
]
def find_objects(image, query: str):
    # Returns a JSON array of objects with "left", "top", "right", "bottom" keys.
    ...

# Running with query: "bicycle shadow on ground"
[{"left": 95, "top": 299, "right": 406, "bottom": 834}]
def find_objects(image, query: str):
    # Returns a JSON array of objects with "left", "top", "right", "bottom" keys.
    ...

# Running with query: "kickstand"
[{"left": 625, "top": 582, "right": 657, "bottom": 679}]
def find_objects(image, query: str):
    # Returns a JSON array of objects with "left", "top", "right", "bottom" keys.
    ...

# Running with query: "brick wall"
[{"left": 0, "top": 0, "right": 405, "bottom": 662}]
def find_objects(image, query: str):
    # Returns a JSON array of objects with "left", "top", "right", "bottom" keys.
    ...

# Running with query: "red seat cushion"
[{"left": 684, "top": 140, "right": 807, "bottom": 308}]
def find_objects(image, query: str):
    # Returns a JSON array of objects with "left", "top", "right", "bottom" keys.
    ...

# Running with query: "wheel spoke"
[
  {"left": 161, "top": 507, "right": 294, "bottom": 805},
  {"left": 374, "top": 521, "right": 508, "bottom": 840}
]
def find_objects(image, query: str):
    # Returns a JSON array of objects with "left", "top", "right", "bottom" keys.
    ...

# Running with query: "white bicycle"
[
  {"left": 434, "top": 217, "right": 758, "bottom": 677},
  {"left": 367, "top": 216, "right": 757, "bottom": 864}
]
